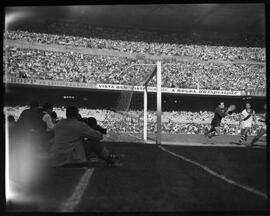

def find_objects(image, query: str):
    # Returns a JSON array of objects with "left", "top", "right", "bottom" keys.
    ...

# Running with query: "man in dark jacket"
[
  {"left": 16, "top": 100, "right": 46, "bottom": 134},
  {"left": 10, "top": 100, "right": 48, "bottom": 191},
  {"left": 87, "top": 117, "right": 107, "bottom": 134},
  {"left": 16, "top": 100, "right": 47, "bottom": 148}
]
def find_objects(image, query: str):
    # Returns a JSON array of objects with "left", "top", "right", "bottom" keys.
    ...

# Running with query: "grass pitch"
[{"left": 6, "top": 134, "right": 267, "bottom": 212}]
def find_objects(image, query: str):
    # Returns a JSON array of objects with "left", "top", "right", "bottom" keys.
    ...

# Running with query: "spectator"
[
  {"left": 13, "top": 100, "right": 49, "bottom": 167},
  {"left": 8, "top": 115, "right": 16, "bottom": 130},
  {"left": 86, "top": 117, "right": 107, "bottom": 134},
  {"left": 50, "top": 106, "right": 121, "bottom": 167},
  {"left": 51, "top": 111, "right": 58, "bottom": 124},
  {"left": 41, "top": 103, "right": 55, "bottom": 148},
  {"left": 42, "top": 103, "right": 54, "bottom": 131},
  {"left": 7, "top": 115, "right": 17, "bottom": 149},
  {"left": 16, "top": 100, "right": 46, "bottom": 135}
]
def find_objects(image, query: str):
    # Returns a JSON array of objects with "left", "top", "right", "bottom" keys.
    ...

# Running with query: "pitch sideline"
[
  {"left": 158, "top": 145, "right": 267, "bottom": 199},
  {"left": 59, "top": 168, "right": 95, "bottom": 212}
]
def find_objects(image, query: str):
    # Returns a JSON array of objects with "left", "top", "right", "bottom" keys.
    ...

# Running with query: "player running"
[
  {"left": 247, "top": 104, "right": 267, "bottom": 147},
  {"left": 204, "top": 102, "right": 235, "bottom": 143},
  {"left": 230, "top": 102, "right": 255, "bottom": 145}
]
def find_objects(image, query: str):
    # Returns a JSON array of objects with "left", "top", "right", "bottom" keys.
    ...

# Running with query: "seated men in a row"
[{"left": 14, "top": 101, "right": 121, "bottom": 167}]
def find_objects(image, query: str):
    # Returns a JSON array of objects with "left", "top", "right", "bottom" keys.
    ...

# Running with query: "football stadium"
[{"left": 4, "top": 4, "right": 268, "bottom": 212}]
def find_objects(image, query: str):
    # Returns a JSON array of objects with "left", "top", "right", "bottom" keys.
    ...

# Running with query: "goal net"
[{"left": 101, "top": 62, "right": 162, "bottom": 145}]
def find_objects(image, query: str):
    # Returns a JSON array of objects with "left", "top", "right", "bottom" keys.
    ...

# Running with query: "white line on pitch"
[
  {"left": 59, "top": 168, "right": 94, "bottom": 212},
  {"left": 158, "top": 145, "right": 267, "bottom": 199},
  {"left": 158, "top": 142, "right": 266, "bottom": 148}
]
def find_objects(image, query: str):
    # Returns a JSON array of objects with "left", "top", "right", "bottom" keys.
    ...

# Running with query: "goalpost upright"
[
  {"left": 143, "top": 61, "right": 162, "bottom": 145},
  {"left": 118, "top": 61, "right": 162, "bottom": 145}
]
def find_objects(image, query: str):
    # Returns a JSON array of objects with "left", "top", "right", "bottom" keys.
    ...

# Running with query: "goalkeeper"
[{"left": 204, "top": 102, "right": 234, "bottom": 143}]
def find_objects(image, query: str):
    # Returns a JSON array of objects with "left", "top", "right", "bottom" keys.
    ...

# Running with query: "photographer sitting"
[
  {"left": 82, "top": 116, "right": 122, "bottom": 165},
  {"left": 50, "top": 106, "right": 121, "bottom": 167},
  {"left": 86, "top": 117, "right": 107, "bottom": 134}
]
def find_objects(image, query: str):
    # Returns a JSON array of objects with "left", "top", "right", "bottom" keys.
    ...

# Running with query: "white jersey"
[
  {"left": 241, "top": 109, "right": 255, "bottom": 128},
  {"left": 261, "top": 112, "right": 267, "bottom": 130}
]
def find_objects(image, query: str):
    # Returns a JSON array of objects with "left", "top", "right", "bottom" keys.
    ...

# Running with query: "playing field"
[{"left": 6, "top": 134, "right": 267, "bottom": 212}]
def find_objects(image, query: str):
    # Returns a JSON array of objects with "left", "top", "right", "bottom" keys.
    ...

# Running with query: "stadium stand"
[
  {"left": 5, "top": 46, "right": 266, "bottom": 90},
  {"left": 6, "top": 30, "right": 266, "bottom": 62}
]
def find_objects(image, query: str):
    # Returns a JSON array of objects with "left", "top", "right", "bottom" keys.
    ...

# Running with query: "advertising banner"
[
  {"left": 5, "top": 77, "right": 264, "bottom": 96},
  {"left": 96, "top": 83, "right": 242, "bottom": 96}
]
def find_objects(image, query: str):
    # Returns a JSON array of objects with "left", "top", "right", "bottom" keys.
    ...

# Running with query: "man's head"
[
  {"left": 246, "top": 102, "right": 251, "bottom": 109},
  {"left": 43, "top": 103, "right": 53, "bottom": 113},
  {"left": 66, "top": 106, "right": 79, "bottom": 119},
  {"left": 218, "top": 102, "right": 225, "bottom": 109},
  {"left": 87, "top": 117, "right": 97, "bottom": 128},
  {"left": 29, "top": 100, "right": 39, "bottom": 109},
  {"left": 8, "top": 115, "right": 15, "bottom": 123}
]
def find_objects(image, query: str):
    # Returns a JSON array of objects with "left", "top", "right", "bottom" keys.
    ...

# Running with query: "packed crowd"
[
  {"left": 6, "top": 47, "right": 266, "bottom": 90},
  {"left": 8, "top": 20, "right": 263, "bottom": 46},
  {"left": 5, "top": 47, "right": 146, "bottom": 84},
  {"left": 6, "top": 30, "right": 265, "bottom": 62},
  {"left": 5, "top": 106, "right": 265, "bottom": 136}
]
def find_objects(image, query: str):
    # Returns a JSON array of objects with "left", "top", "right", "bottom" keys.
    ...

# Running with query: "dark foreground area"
[{"left": 6, "top": 140, "right": 267, "bottom": 212}]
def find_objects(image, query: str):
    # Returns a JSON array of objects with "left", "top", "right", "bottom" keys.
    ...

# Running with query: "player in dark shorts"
[{"left": 204, "top": 102, "right": 233, "bottom": 143}]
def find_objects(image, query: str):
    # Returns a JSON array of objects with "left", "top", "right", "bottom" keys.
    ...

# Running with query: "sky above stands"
[{"left": 5, "top": 4, "right": 265, "bottom": 35}]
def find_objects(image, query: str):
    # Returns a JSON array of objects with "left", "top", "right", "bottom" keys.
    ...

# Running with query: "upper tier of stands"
[
  {"left": 6, "top": 30, "right": 265, "bottom": 63},
  {"left": 4, "top": 20, "right": 266, "bottom": 92},
  {"left": 8, "top": 19, "right": 265, "bottom": 48},
  {"left": 5, "top": 47, "right": 266, "bottom": 90}
]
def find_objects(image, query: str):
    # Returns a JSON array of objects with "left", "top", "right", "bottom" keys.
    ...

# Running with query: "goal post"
[
  {"left": 143, "top": 61, "right": 162, "bottom": 145},
  {"left": 109, "top": 61, "right": 162, "bottom": 145}
]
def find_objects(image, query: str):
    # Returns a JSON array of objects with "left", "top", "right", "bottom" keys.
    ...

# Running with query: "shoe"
[
  {"left": 106, "top": 153, "right": 123, "bottom": 167},
  {"left": 86, "top": 153, "right": 99, "bottom": 162},
  {"left": 107, "top": 161, "right": 123, "bottom": 168},
  {"left": 88, "top": 156, "right": 99, "bottom": 163},
  {"left": 110, "top": 154, "right": 125, "bottom": 160}
]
